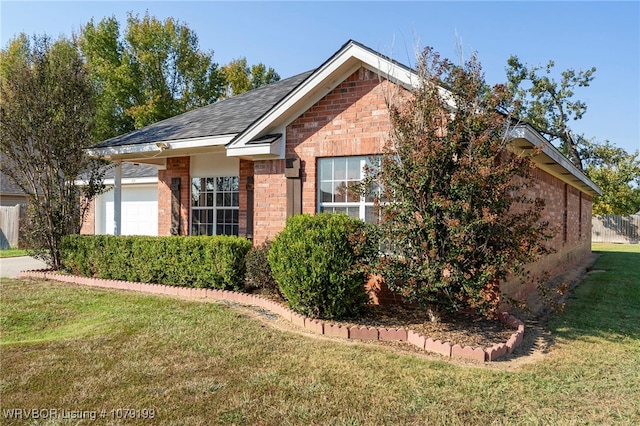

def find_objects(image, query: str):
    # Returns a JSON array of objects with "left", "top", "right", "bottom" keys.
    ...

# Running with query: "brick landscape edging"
[{"left": 17, "top": 270, "right": 525, "bottom": 362}]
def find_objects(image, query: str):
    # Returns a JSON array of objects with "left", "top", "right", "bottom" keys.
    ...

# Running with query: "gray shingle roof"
[
  {"left": 92, "top": 70, "right": 314, "bottom": 149},
  {"left": 0, "top": 171, "right": 25, "bottom": 195},
  {"left": 103, "top": 162, "right": 158, "bottom": 179}
]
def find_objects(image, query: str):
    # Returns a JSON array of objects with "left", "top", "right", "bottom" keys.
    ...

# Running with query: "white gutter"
[
  {"left": 102, "top": 177, "right": 158, "bottom": 185},
  {"left": 74, "top": 176, "right": 158, "bottom": 187},
  {"left": 86, "top": 134, "right": 236, "bottom": 158}
]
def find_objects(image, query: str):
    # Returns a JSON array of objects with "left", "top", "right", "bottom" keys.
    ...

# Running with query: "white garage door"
[
  {"left": 106, "top": 200, "right": 157, "bottom": 236},
  {"left": 100, "top": 184, "right": 158, "bottom": 236}
]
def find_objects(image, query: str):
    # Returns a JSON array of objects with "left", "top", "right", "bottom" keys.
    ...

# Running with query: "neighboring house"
[
  {"left": 81, "top": 163, "right": 158, "bottom": 236},
  {"left": 86, "top": 40, "right": 602, "bottom": 302},
  {"left": 0, "top": 172, "right": 28, "bottom": 249},
  {"left": 0, "top": 171, "right": 28, "bottom": 207}
]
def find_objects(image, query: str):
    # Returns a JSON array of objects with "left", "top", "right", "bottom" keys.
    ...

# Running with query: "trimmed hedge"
[
  {"left": 61, "top": 235, "right": 252, "bottom": 290},
  {"left": 268, "top": 213, "right": 380, "bottom": 320}
]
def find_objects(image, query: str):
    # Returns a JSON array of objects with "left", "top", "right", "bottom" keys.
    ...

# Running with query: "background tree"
[
  {"left": 80, "top": 13, "right": 281, "bottom": 142},
  {"left": 79, "top": 13, "right": 226, "bottom": 141},
  {"left": 0, "top": 34, "right": 106, "bottom": 268},
  {"left": 581, "top": 140, "right": 640, "bottom": 215},
  {"left": 506, "top": 56, "right": 595, "bottom": 169},
  {"left": 221, "top": 57, "right": 280, "bottom": 97},
  {"left": 506, "top": 57, "right": 640, "bottom": 214},
  {"left": 77, "top": 17, "right": 134, "bottom": 142},
  {"left": 374, "top": 47, "right": 554, "bottom": 319}
]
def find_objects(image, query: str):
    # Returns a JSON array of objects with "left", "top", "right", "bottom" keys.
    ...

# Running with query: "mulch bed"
[
  {"left": 252, "top": 290, "right": 514, "bottom": 348},
  {"left": 339, "top": 303, "right": 514, "bottom": 348}
]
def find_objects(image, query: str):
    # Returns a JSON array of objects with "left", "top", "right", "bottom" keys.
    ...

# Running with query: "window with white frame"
[
  {"left": 191, "top": 176, "right": 239, "bottom": 236},
  {"left": 318, "top": 156, "right": 382, "bottom": 223}
]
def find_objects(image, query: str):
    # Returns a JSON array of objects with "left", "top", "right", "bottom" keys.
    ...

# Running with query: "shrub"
[
  {"left": 374, "top": 46, "right": 553, "bottom": 318},
  {"left": 245, "top": 240, "right": 280, "bottom": 296},
  {"left": 268, "top": 213, "right": 379, "bottom": 320},
  {"left": 61, "top": 235, "right": 252, "bottom": 290}
]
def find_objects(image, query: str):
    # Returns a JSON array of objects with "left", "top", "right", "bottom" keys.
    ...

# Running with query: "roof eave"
[
  {"left": 508, "top": 124, "right": 603, "bottom": 197},
  {"left": 86, "top": 134, "right": 236, "bottom": 160}
]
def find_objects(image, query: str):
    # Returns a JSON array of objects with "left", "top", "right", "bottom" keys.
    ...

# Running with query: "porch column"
[{"left": 113, "top": 161, "right": 122, "bottom": 236}]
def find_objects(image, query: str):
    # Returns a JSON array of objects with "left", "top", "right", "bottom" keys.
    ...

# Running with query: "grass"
[
  {"left": 1, "top": 244, "right": 638, "bottom": 425},
  {"left": 0, "top": 249, "right": 28, "bottom": 258}
]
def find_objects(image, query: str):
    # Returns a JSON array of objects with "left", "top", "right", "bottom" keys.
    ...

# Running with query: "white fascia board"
[
  {"left": 103, "top": 177, "right": 158, "bottom": 186},
  {"left": 226, "top": 145, "right": 280, "bottom": 158},
  {"left": 86, "top": 143, "right": 157, "bottom": 158},
  {"left": 508, "top": 125, "right": 602, "bottom": 196},
  {"left": 75, "top": 177, "right": 158, "bottom": 186},
  {"left": 226, "top": 141, "right": 282, "bottom": 158},
  {"left": 86, "top": 134, "right": 236, "bottom": 158},
  {"left": 227, "top": 126, "right": 286, "bottom": 159}
]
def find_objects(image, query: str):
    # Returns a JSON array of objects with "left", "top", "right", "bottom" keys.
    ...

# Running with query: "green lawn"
[
  {"left": 0, "top": 244, "right": 638, "bottom": 425},
  {"left": 0, "top": 249, "right": 28, "bottom": 258}
]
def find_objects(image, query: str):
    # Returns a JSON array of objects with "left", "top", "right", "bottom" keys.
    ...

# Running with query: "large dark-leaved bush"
[{"left": 373, "top": 47, "right": 555, "bottom": 318}]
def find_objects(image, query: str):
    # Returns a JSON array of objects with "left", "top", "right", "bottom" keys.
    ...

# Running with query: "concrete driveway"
[{"left": 0, "top": 256, "right": 48, "bottom": 278}]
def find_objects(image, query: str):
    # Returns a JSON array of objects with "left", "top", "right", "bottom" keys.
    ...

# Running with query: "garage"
[{"left": 97, "top": 184, "right": 158, "bottom": 236}]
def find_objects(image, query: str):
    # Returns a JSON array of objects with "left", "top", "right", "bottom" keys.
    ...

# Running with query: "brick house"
[{"left": 85, "top": 40, "right": 601, "bottom": 303}]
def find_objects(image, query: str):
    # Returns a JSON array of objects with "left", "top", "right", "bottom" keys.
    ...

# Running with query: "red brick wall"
[
  {"left": 158, "top": 156, "right": 190, "bottom": 236},
  {"left": 80, "top": 198, "right": 95, "bottom": 234},
  {"left": 502, "top": 167, "right": 593, "bottom": 304},
  {"left": 253, "top": 159, "right": 288, "bottom": 243},
  {"left": 252, "top": 67, "right": 396, "bottom": 244},
  {"left": 244, "top": 66, "right": 595, "bottom": 309}
]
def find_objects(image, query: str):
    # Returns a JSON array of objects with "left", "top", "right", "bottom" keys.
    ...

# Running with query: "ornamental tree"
[
  {"left": 221, "top": 57, "right": 280, "bottom": 97},
  {"left": 0, "top": 34, "right": 106, "bottom": 268},
  {"left": 374, "top": 47, "right": 555, "bottom": 318},
  {"left": 79, "top": 13, "right": 281, "bottom": 142}
]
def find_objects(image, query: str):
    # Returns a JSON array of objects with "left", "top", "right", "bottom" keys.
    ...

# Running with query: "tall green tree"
[
  {"left": 582, "top": 140, "right": 640, "bottom": 215},
  {"left": 222, "top": 57, "right": 279, "bottom": 97},
  {"left": 506, "top": 57, "right": 639, "bottom": 213},
  {"left": 79, "top": 13, "right": 226, "bottom": 141},
  {"left": 77, "top": 17, "right": 134, "bottom": 141},
  {"left": 0, "top": 34, "right": 106, "bottom": 268},
  {"left": 506, "top": 56, "right": 596, "bottom": 169},
  {"left": 374, "top": 47, "right": 553, "bottom": 318}
]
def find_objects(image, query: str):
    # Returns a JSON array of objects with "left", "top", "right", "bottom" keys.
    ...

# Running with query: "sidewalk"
[{"left": 0, "top": 256, "right": 48, "bottom": 278}]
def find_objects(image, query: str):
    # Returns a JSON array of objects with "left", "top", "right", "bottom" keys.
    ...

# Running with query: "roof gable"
[{"left": 227, "top": 40, "right": 419, "bottom": 154}]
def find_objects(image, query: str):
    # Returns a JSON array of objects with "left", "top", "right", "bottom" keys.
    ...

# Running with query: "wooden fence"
[
  {"left": 592, "top": 215, "right": 640, "bottom": 244},
  {"left": 0, "top": 204, "right": 22, "bottom": 249}
]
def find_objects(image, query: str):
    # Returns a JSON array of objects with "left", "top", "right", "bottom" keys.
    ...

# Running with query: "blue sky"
[{"left": 2, "top": 1, "right": 639, "bottom": 155}]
